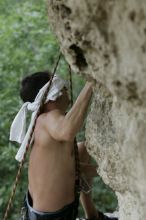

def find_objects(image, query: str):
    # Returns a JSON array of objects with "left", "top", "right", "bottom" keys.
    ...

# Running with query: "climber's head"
[
  {"left": 20, "top": 71, "right": 70, "bottom": 113},
  {"left": 20, "top": 71, "right": 51, "bottom": 103}
]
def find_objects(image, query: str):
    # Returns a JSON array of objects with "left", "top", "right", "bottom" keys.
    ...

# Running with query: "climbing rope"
[
  {"left": 68, "top": 65, "right": 81, "bottom": 194},
  {"left": 69, "top": 64, "right": 73, "bottom": 106},
  {"left": 3, "top": 53, "right": 61, "bottom": 220}
]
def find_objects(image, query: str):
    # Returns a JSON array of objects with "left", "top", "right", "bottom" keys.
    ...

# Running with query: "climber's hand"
[{"left": 86, "top": 76, "right": 96, "bottom": 87}]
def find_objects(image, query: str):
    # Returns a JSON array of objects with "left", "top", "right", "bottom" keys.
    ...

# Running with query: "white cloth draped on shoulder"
[{"left": 9, "top": 74, "right": 68, "bottom": 162}]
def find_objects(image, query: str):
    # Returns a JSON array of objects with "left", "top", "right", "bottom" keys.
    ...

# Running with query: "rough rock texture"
[{"left": 48, "top": 1, "right": 146, "bottom": 219}]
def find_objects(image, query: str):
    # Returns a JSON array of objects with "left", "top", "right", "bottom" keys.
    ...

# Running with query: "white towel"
[{"left": 10, "top": 74, "right": 68, "bottom": 162}]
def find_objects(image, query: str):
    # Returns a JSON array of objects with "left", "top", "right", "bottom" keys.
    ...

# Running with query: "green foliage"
[{"left": 0, "top": 0, "right": 117, "bottom": 219}]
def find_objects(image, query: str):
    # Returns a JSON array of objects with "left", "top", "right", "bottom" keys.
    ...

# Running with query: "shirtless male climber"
[{"left": 10, "top": 71, "right": 118, "bottom": 220}]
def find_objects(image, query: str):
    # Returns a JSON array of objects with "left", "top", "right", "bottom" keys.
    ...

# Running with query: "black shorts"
[{"left": 25, "top": 191, "right": 79, "bottom": 220}]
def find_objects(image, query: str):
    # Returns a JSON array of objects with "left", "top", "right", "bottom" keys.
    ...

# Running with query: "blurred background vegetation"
[{"left": 0, "top": 0, "right": 117, "bottom": 219}]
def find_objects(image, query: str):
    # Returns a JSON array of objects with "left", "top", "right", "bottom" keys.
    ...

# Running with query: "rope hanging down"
[
  {"left": 69, "top": 65, "right": 81, "bottom": 194},
  {"left": 3, "top": 53, "right": 61, "bottom": 220}
]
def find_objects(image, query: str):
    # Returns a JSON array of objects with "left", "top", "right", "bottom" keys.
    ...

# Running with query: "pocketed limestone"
[{"left": 48, "top": 1, "right": 146, "bottom": 219}]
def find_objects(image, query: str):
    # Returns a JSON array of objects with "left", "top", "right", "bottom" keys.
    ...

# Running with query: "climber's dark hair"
[{"left": 20, "top": 71, "right": 51, "bottom": 102}]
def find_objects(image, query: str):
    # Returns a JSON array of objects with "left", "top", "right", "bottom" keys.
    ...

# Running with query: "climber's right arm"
[{"left": 45, "top": 82, "right": 93, "bottom": 141}]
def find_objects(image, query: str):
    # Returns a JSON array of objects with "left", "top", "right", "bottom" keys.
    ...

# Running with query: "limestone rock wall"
[{"left": 48, "top": 1, "right": 146, "bottom": 219}]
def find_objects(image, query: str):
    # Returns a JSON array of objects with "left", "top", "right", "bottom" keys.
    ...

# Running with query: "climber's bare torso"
[
  {"left": 28, "top": 83, "right": 93, "bottom": 213},
  {"left": 28, "top": 111, "right": 75, "bottom": 212}
]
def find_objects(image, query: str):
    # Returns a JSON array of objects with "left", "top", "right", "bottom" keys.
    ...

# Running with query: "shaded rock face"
[{"left": 48, "top": 0, "right": 146, "bottom": 219}]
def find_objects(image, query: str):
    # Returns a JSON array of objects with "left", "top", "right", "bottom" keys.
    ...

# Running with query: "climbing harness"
[{"left": 3, "top": 53, "right": 81, "bottom": 220}]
